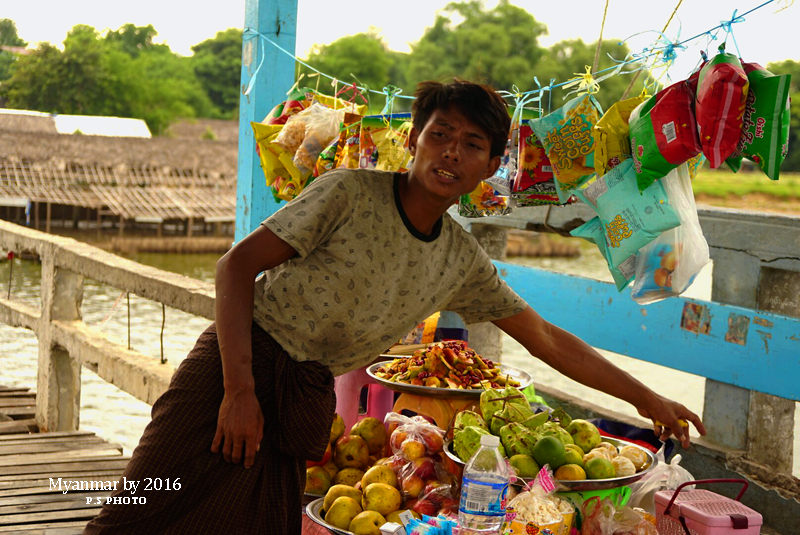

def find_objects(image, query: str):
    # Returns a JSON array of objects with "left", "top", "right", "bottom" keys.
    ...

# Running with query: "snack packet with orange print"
[
  {"left": 458, "top": 181, "right": 512, "bottom": 218},
  {"left": 512, "top": 122, "right": 560, "bottom": 206},
  {"left": 531, "top": 94, "right": 603, "bottom": 203}
]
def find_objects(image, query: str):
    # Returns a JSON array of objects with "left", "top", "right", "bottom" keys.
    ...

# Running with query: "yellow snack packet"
[
  {"left": 251, "top": 123, "right": 285, "bottom": 186},
  {"left": 593, "top": 96, "right": 646, "bottom": 177}
]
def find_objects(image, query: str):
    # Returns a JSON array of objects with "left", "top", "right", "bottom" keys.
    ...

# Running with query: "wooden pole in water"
[
  {"left": 45, "top": 203, "right": 51, "bottom": 233},
  {"left": 119, "top": 215, "right": 125, "bottom": 238},
  {"left": 34, "top": 202, "right": 39, "bottom": 230},
  {"left": 96, "top": 208, "right": 102, "bottom": 240},
  {"left": 187, "top": 216, "right": 194, "bottom": 238}
]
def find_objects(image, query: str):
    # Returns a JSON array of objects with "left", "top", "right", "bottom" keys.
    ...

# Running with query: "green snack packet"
[
  {"left": 531, "top": 94, "right": 603, "bottom": 203},
  {"left": 725, "top": 62, "right": 792, "bottom": 180},
  {"left": 571, "top": 216, "right": 635, "bottom": 291},
  {"left": 573, "top": 159, "right": 680, "bottom": 270}
]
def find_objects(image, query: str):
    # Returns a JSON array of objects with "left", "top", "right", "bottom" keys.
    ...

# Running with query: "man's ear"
[
  {"left": 484, "top": 155, "right": 502, "bottom": 179},
  {"left": 408, "top": 127, "right": 419, "bottom": 156}
]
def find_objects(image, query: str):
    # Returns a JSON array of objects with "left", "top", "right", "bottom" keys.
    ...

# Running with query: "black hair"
[{"left": 412, "top": 79, "right": 510, "bottom": 158}]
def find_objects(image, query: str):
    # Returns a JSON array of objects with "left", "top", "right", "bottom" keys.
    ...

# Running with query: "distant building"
[{"left": 0, "top": 109, "right": 151, "bottom": 138}]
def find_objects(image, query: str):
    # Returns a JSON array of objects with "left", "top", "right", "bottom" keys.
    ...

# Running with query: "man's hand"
[
  {"left": 211, "top": 389, "right": 264, "bottom": 468},
  {"left": 636, "top": 392, "right": 706, "bottom": 449}
]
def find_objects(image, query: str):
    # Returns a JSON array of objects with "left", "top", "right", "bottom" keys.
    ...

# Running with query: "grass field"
[{"left": 692, "top": 169, "right": 800, "bottom": 199}]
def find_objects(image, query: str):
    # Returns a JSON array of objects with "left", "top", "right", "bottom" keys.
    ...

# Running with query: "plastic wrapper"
[
  {"left": 570, "top": 217, "right": 635, "bottom": 291},
  {"left": 334, "top": 113, "right": 363, "bottom": 169},
  {"left": 512, "top": 123, "right": 560, "bottom": 206},
  {"left": 372, "top": 124, "right": 413, "bottom": 172},
  {"left": 685, "top": 152, "right": 706, "bottom": 180},
  {"left": 725, "top": 62, "right": 792, "bottom": 180},
  {"left": 629, "top": 80, "right": 702, "bottom": 192},
  {"left": 626, "top": 445, "right": 694, "bottom": 516},
  {"left": 502, "top": 466, "right": 574, "bottom": 535},
  {"left": 593, "top": 96, "right": 647, "bottom": 177},
  {"left": 487, "top": 124, "right": 520, "bottom": 196},
  {"left": 631, "top": 164, "right": 710, "bottom": 304},
  {"left": 573, "top": 159, "right": 680, "bottom": 270},
  {"left": 264, "top": 87, "right": 367, "bottom": 126},
  {"left": 251, "top": 123, "right": 285, "bottom": 186},
  {"left": 580, "top": 497, "right": 658, "bottom": 535},
  {"left": 458, "top": 181, "right": 512, "bottom": 218},
  {"left": 696, "top": 51, "right": 749, "bottom": 168},
  {"left": 313, "top": 138, "right": 339, "bottom": 178},
  {"left": 531, "top": 94, "right": 603, "bottom": 203},
  {"left": 290, "top": 105, "right": 345, "bottom": 177}
]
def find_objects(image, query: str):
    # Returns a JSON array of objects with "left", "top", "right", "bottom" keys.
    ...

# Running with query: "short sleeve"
[
  {"left": 261, "top": 170, "right": 357, "bottom": 258},
  {"left": 443, "top": 244, "right": 527, "bottom": 324}
]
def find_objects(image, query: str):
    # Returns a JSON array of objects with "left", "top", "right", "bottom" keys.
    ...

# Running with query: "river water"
[{"left": 1, "top": 242, "right": 797, "bottom": 477}]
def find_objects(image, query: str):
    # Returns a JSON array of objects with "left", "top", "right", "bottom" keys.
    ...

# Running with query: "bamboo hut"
[{"left": 0, "top": 116, "right": 238, "bottom": 239}]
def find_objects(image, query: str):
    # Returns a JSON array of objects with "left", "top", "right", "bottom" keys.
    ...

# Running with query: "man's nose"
[{"left": 443, "top": 139, "right": 460, "bottom": 162}]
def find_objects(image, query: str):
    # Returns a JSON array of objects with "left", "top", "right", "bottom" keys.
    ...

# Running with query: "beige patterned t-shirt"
[{"left": 254, "top": 169, "right": 527, "bottom": 376}]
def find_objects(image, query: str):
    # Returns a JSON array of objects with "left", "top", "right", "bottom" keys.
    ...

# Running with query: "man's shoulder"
[{"left": 317, "top": 168, "right": 394, "bottom": 188}]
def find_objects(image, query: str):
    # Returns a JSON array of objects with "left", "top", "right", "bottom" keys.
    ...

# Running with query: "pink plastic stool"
[{"left": 334, "top": 365, "right": 396, "bottom": 433}]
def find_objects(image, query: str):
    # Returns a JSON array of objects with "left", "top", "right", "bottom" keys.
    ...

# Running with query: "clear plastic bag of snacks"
[{"left": 502, "top": 466, "right": 575, "bottom": 535}]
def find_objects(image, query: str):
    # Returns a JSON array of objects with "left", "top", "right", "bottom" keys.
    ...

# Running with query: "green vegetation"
[{"left": 692, "top": 170, "right": 800, "bottom": 200}]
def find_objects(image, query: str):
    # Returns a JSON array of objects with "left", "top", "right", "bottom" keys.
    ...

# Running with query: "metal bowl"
[
  {"left": 443, "top": 436, "right": 657, "bottom": 492},
  {"left": 366, "top": 361, "right": 533, "bottom": 399},
  {"left": 306, "top": 497, "right": 354, "bottom": 535}
]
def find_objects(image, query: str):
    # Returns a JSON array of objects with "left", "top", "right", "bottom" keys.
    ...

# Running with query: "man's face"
[{"left": 408, "top": 106, "right": 502, "bottom": 205}]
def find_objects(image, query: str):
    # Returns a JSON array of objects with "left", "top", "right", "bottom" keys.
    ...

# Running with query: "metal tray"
[
  {"left": 444, "top": 436, "right": 657, "bottom": 492},
  {"left": 306, "top": 497, "right": 354, "bottom": 535},
  {"left": 366, "top": 361, "right": 533, "bottom": 399}
]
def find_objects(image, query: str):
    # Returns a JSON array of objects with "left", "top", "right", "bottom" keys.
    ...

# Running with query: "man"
[{"left": 85, "top": 80, "right": 704, "bottom": 534}]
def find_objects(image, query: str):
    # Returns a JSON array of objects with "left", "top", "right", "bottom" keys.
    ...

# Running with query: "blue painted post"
[{"left": 235, "top": 0, "right": 298, "bottom": 242}]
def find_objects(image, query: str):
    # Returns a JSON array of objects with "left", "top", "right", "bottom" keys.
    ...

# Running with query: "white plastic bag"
[
  {"left": 626, "top": 444, "right": 695, "bottom": 515},
  {"left": 630, "top": 163, "right": 710, "bottom": 304}
]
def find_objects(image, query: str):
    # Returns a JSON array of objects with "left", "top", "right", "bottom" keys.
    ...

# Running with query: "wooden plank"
[
  {"left": 0, "top": 441, "right": 119, "bottom": 457},
  {"left": 0, "top": 400, "right": 37, "bottom": 408},
  {"left": 0, "top": 393, "right": 35, "bottom": 399},
  {"left": 0, "top": 408, "right": 35, "bottom": 419},
  {"left": 0, "top": 471, "right": 124, "bottom": 484},
  {"left": 0, "top": 521, "right": 88, "bottom": 534},
  {"left": 0, "top": 432, "right": 94, "bottom": 443},
  {"left": 0, "top": 388, "right": 29, "bottom": 394},
  {"left": 0, "top": 421, "right": 37, "bottom": 435},
  {"left": 1, "top": 460, "right": 130, "bottom": 477},
  {"left": 0, "top": 494, "right": 111, "bottom": 516},
  {"left": 0, "top": 508, "right": 102, "bottom": 526},
  {"left": 0, "top": 437, "right": 102, "bottom": 448},
  {"left": 0, "top": 491, "right": 114, "bottom": 508},
  {"left": 497, "top": 261, "right": 800, "bottom": 401},
  {"left": 0, "top": 450, "right": 124, "bottom": 468}
]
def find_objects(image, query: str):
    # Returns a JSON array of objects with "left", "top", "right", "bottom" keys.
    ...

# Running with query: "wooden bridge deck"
[{"left": 0, "top": 386, "right": 129, "bottom": 534}]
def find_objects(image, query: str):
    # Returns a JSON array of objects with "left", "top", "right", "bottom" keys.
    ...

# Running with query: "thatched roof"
[
  {"left": 165, "top": 119, "right": 239, "bottom": 143},
  {"left": 0, "top": 131, "right": 237, "bottom": 178},
  {"left": 0, "top": 111, "right": 57, "bottom": 134}
]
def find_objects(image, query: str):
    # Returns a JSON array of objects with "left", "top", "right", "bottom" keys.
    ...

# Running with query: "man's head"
[{"left": 411, "top": 80, "right": 510, "bottom": 159}]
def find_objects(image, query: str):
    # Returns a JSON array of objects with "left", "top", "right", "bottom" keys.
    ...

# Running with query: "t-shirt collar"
[{"left": 393, "top": 172, "right": 443, "bottom": 242}]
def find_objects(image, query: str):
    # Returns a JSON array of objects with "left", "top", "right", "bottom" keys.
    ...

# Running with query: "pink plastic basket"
[
  {"left": 334, "top": 366, "right": 395, "bottom": 432},
  {"left": 655, "top": 479, "right": 762, "bottom": 535}
]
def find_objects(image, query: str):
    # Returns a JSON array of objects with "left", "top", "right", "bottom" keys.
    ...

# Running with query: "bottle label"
[{"left": 459, "top": 477, "right": 508, "bottom": 517}]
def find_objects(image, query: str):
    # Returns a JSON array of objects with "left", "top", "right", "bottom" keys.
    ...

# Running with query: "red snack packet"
[
  {"left": 695, "top": 51, "right": 749, "bottom": 168},
  {"left": 512, "top": 123, "right": 559, "bottom": 206}
]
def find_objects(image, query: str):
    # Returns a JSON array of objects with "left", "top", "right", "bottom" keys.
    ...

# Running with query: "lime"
[
  {"left": 554, "top": 464, "right": 587, "bottom": 481},
  {"left": 584, "top": 457, "right": 615, "bottom": 479},
  {"left": 532, "top": 436, "right": 566, "bottom": 469},
  {"left": 509, "top": 454, "right": 540, "bottom": 478}
]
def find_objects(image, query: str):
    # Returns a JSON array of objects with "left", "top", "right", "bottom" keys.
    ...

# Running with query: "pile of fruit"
[
  {"left": 307, "top": 412, "right": 458, "bottom": 534},
  {"left": 452, "top": 386, "right": 651, "bottom": 481},
  {"left": 373, "top": 340, "right": 520, "bottom": 389}
]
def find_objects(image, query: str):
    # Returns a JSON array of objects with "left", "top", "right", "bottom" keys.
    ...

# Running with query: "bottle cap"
[{"left": 480, "top": 434, "right": 500, "bottom": 447}]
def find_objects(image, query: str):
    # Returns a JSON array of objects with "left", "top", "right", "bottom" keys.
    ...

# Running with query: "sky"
[{"left": 4, "top": 0, "right": 798, "bottom": 90}]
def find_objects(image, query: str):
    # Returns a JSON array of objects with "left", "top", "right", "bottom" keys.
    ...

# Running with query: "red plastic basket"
[{"left": 655, "top": 479, "right": 762, "bottom": 535}]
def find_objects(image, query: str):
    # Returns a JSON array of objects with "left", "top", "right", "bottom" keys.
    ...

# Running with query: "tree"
[
  {"left": 301, "top": 30, "right": 404, "bottom": 114},
  {"left": 191, "top": 28, "right": 242, "bottom": 118},
  {"left": 105, "top": 23, "right": 164, "bottom": 57},
  {"left": 766, "top": 60, "right": 799, "bottom": 172},
  {"left": 0, "top": 18, "right": 28, "bottom": 86},
  {"left": 407, "top": 0, "right": 547, "bottom": 92}
]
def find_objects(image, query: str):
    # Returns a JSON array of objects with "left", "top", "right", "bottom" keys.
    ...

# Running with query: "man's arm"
[
  {"left": 492, "top": 306, "right": 706, "bottom": 448},
  {"left": 211, "top": 225, "right": 298, "bottom": 468}
]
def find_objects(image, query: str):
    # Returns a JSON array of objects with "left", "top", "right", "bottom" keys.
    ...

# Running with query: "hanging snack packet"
[
  {"left": 251, "top": 123, "right": 285, "bottom": 186},
  {"left": 571, "top": 217, "right": 635, "bottom": 291},
  {"left": 292, "top": 106, "right": 345, "bottom": 177},
  {"left": 487, "top": 125, "right": 520, "bottom": 196},
  {"left": 512, "top": 123, "right": 560, "bottom": 206},
  {"left": 629, "top": 80, "right": 702, "bottom": 192},
  {"left": 334, "top": 113, "right": 362, "bottom": 169},
  {"left": 685, "top": 152, "right": 706, "bottom": 180},
  {"left": 593, "top": 95, "right": 646, "bottom": 177},
  {"left": 531, "top": 94, "right": 603, "bottom": 203},
  {"left": 725, "top": 62, "right": 792, "bottom": 180},
  {"left": 458, "top": 181, "right": 512, "bottom": 218},
  {"left": 695, "top": 51, "right": 749, "bottom": 168},
  {"left": 573, "top": 159, "right": 680, "bottom": 269},
  {"left": 372, "top": 123, "right": 413, "bottom": 172},
  {"left": 313, "top": 138, "right": 339, "bottom": 178}
]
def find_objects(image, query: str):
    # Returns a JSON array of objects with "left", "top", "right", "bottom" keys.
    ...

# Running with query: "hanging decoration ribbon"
[
  {"left": 720, "top": 9, "right": 746, "bottom": 57},
  {"left": 381, "top": 85, "right": 403, "bottom": 116},
  {"left": 241, "top": 30, "right": 266, "bottom": 100},
  {"left": 562, "top": 64, "right": 625, "bottom": 99}
]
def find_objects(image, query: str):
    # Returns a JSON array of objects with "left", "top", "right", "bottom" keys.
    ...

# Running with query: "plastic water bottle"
[{"left": 458, "top": 434, "right": 510, "bottom": 534}]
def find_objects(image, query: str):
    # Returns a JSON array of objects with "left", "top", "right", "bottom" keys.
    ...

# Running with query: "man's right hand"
[{"left": 211, "top": 389, "right": 264, "bottom": 469}]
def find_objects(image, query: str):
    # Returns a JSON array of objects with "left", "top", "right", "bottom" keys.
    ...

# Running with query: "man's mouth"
[{"left": 435, "top": 169, "right": 458, "bottom": 180}]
